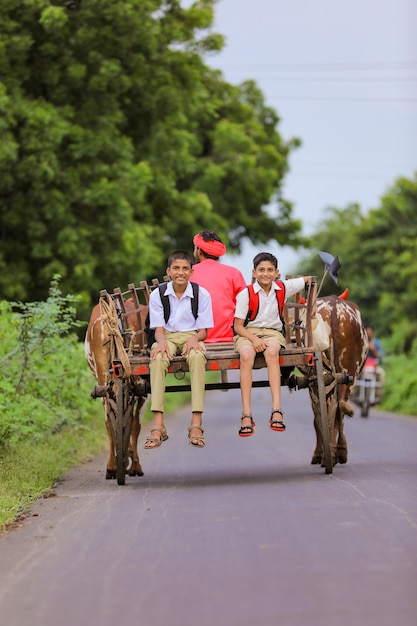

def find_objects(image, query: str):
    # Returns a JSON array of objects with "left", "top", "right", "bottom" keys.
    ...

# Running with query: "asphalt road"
[{"left": 0, "top": 375, "right": 416, "bottom": 626}]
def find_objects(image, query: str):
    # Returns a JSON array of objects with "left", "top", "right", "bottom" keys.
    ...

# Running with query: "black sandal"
[
  {"left": 239, "top": 414, "right": 256, "bottom": 437},
  {"left": 270, "top": 409, "right": 286, "bottom": 432}
]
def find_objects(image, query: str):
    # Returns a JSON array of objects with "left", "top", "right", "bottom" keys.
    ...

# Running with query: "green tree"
[
  {"left": 0, "top": 0, "right": 303, "bottom": 316},
  {"left": 294, "top": 203, "right": 365, "bottom": 297},
  {"left": 361, "top": 175, "right": 417, "bottom": 351},
  {"left": 294, "top": 173, "right": 417, "bottom": 353}
]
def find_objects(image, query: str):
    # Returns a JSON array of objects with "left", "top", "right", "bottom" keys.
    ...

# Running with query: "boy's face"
[
  {"left": 252, "top": 261, "right": 278, "bottom": 289},
  {"left": 167, "top": 259, "right": 193, "bottom": 288}
]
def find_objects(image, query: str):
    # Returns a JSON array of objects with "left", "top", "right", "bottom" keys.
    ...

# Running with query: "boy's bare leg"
[
  {"left": 264, "top": 343, "right": 285, "bottom": 430},
  {"left": 239, "top": 345, "right": 256, "bottom": 428},
  {"left": 264, "top": 344, "right": 282, "bottom": 411}
]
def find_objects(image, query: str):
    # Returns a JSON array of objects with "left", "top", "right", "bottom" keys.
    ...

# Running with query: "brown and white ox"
[
  {"left": 306, "top": 295, "right": 368, "bottom": 467},
  {"left": 85, "top": 299, "right": 147, "bottom": 479}
]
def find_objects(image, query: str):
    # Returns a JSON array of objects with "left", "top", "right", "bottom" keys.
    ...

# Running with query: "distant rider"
[{"left": 365, "top": 325, "right": 385, "bottom": 400}]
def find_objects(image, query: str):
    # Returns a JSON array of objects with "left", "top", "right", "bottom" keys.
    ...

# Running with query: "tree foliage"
[
  {"left": 294, "top": 173, "right": 417, "bottom": 354},
  {"left": 0, "top": 0, "right": 303, "bottom": 316}
]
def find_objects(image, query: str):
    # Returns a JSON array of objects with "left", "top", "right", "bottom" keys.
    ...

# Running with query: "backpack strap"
[
  {"left": 244, "top": 284, "right": 259, "bottom": 327},
  {"left": 190, "top": 281, "right": 199, "bottom": 320},
  {"left": 160, "top": 281, "right": 199, "bottom": 323},
  {"left": 243, "top": 280, "right": 286, "bottom": 329},
  {"left": 275, "top": 280, "right": 286, "bottom": 318},
  {"left": 158, "top": 282, "right": 170, "bottom": 323},
  {"left": 275, "top": 280, "right": 286, "bottom": 338}
]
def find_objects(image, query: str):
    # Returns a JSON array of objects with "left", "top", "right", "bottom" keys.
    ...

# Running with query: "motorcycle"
[{"left": 352, "top": 356, "right": 383, "bottom": 417}]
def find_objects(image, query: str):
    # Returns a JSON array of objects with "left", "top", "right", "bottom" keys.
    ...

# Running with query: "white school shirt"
[
  {"left": 149, "top": 281, "right": 213, "bottom": 332},
  {"left": 234, "top": 278, "right": 305, "bottom": 331}
]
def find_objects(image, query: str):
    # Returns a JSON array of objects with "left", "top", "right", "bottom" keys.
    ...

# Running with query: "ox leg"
[
  {"left": 309, "top": 388, "right": 324, "bottom": 465},
  {"left": 335, "top": 408, "right": 348, "bottom": 464},
  {"left": 335, "top": 386, "right": 354, "bottom": 464},
  {"left": 127, "top": 397, "right": 146, "bottom": 477},
  {"left": 310, "top": 393, "right": 338, "bottom": 469},
  {"left": 105, "top": 404, "right": 117, "bottom": 480},
  {"left": 311, "top": 415, "right": 323, "bottom": 465},
  {"left": 311, "top": 397, "right": 323, "bottom": 465},
  {"left": 325, "top": 397, "right": 338, "bottom": 468}
]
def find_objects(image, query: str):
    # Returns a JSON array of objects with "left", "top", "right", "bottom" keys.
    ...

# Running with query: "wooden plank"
[{"left": 128, "top": 344, "right": 315, "bottom": 376}]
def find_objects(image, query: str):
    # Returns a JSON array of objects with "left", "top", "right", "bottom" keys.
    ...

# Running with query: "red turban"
[{"left": 193, "top": 234, "right": 226, "bottom": 257}]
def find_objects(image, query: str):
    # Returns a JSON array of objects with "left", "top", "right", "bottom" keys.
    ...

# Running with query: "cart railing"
[{"left": 99, "top": 277, "right": 319, "bottom": 390}]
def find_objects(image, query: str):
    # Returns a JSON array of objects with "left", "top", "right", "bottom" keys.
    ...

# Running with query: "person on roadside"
[
  {"left": 192, "top": 230, "right": 246, "bottom": 343},
  {"left": 233, "top": 251, "right": 312, "bottom": 437},
  {"left": 365, "top": 325, "right": 385, "bottom": 399},
  {"left": 144, "top": 250, "right": 213, "bottom": 450}
]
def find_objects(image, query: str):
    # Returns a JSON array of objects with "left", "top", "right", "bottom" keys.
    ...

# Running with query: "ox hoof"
[
  {"left": 126, "top": 461, "right": 143, "bottom": 476},
  {"left": 335, "top": 446, "right": 348, "bottom": 464},
  {"left": 311, "top": 456, "right": 321, "bottom": 465},
  {"left": 128, "top": 463, "right": 144, "bottom": 477},
  {"left": 106, "top": 469, "right": 117, "bottom": 479},
  {"left": 128, "top": 469, "right": 144, "bottom": 477},
  {"left": 335, "top": 454, "right": 348, "bottom": 465}
]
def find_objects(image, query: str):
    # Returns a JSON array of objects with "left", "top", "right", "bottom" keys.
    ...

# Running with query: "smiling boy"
[
  {"left": 145, "top": 251, "right": 213, "bottom": 449},
  {"left": 233, "top": 252, "right": 311, "bottom": 437}
]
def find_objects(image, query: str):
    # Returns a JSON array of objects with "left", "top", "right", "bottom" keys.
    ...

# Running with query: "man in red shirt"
[{"left": 192, "top": 230, "right": 247, "bottom": 343}]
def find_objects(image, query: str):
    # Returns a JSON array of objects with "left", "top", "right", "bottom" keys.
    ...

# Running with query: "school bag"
[
  {"left": 145, "top": 281, "right": 200, "bottom": 347},
  {"left": 244, "top": 281, "right": 286, "bottom": 335}
]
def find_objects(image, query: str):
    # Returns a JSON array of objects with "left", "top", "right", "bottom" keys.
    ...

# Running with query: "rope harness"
[{"left": 99, "top": 293, "right": 131, "bottom": 378}]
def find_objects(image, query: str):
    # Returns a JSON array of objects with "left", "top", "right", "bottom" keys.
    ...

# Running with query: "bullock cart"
[{"left": 89, "top": 277, "right": 352, "bottom": 484}]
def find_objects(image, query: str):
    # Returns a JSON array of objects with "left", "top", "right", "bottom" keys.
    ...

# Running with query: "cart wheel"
[
  {"left": 114, "top": 378, "right": 126, "bottom": 485},
  {"left": 112, "top": 378, "right": 135, "bottom": 487},
  {"left": 315, "top": 352, "right": 333, "bottom": 474}
]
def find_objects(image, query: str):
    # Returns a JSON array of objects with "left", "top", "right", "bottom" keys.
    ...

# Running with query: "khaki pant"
[{"left": 150, "top": 331, "right": 207, "bottom": 413}]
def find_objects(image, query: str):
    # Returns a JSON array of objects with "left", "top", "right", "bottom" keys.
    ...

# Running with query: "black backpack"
[{"left": 144, "top": 281, "right": 200, "bottom": 347}]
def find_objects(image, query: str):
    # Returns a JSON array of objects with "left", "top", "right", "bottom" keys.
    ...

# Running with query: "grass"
[
  {"left": 0, "top": 368, "right": 220, "bottom": 532},
  {"left": 0, "top": 402, "right": 107, "bottom": 530}
]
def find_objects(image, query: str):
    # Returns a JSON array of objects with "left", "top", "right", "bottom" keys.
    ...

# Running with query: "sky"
[{"left": 185, "top": 0, "right": 417, "bottom": 280}]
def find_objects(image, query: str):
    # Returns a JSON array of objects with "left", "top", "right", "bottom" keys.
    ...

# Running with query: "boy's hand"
[
  {"left": 251, "top": 336, "right": 267, "bottom": 353},
  {"left": 182, "top": 336, "right": 204, "bottom": 356},
  {"left": 150, "top": 339, "right": 171, "bottom": 360}
]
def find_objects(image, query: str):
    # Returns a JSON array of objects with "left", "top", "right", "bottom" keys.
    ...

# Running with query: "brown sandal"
[
  {"left": 188, "top": 424, "right": 205, "bottom": 448},
  {"left": 144, "top": 427, "right": 169, "bottom": 449}
]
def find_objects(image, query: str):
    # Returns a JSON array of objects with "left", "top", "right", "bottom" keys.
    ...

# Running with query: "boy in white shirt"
[
  {"left": 234, "top": 252, "right": 311, "bottom": 437},
  {"left": 145, "top": 251, "right": 213, "bottom": 449}
]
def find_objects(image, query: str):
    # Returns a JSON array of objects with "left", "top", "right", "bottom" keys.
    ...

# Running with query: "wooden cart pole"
[{"left": 314, "top": 351, "right": 333, "bottom": 474}]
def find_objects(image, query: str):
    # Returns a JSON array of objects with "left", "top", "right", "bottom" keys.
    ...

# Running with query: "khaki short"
[{"left": 234, "top": 327, "right": 286, "bottom": 352}]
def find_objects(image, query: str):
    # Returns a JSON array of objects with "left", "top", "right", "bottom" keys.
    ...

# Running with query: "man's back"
[{"left": 192, "top": 259, "right": 246, "bottom": 342}]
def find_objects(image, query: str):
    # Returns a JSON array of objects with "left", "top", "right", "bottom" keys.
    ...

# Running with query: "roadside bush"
[
  {"left": 0, "top": 279, "right": 107, "bottom": 529},
  {"left": 0, "top": 277, "right": 86, "bottom": 448},
  {"left": 379, "top": 340, "right": 417, "bottom": 415},
  {"left": 0, "top": 278, "right": 211, "bottom": 530}
]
